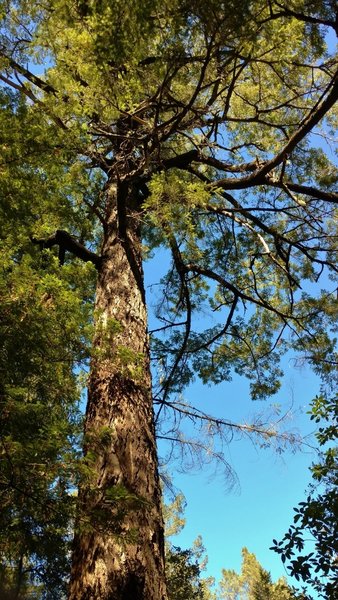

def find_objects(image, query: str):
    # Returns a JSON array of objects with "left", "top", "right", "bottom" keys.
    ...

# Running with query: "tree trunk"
[{"left": 68, "top": 184, "right": 167, "bottom": 600}]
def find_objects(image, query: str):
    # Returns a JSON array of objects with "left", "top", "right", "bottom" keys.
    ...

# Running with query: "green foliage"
[
  {"left": 272, "top": 393, "right": 338, "bottom": 599},
  {"left": 163, "top": 492, "right": 187, "bottom": 538},
  {"left": 166, "top": 546, "right": 210, "bottom": 600},
  {"left": 0, "top": 258, "right": 81, "bottom": 598},
  {"left": 1, "top": 2, "right": 336, "bottom": 408},
  {"left": 164, "top": 493, "right": 216, "bottom": 599},
  {"left": 0, "top": 88, "right": 96, "bottom": 599},
  {"left": 219, "top": 548, "right": 301, "bottom": 600}
]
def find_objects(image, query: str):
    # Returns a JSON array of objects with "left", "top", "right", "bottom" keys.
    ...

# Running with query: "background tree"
[
  {"left": 0, "top": 1, "right": 337, "bottom": 599},
  {"left": 219, "top": 547, "right": 302, "bottom": 600},
  {"left": 166, "top": 545, "right": 214, "bottom": 600},
  {"left": 164, "top": 492, "right": 216, "bottom": 600},
  {"left": 272, "top": 391, "right": 338, "bottom": 600}
]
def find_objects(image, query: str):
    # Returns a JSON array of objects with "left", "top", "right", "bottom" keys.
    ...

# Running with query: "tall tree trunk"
[{"left": 68, "top": 184, "right": 167, "bottom": 600}]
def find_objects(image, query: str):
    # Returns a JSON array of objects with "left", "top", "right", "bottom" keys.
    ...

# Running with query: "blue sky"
[
  {"left": 144, "top": 254, "right": 323, "bottom": 595},
  {"left": 164, "top": 369, "right": 319, "bottom": 590}
]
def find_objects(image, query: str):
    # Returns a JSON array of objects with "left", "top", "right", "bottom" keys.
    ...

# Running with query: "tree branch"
[
  {"left": 154, "top": 231, "right": 192, "bottom": 418},
  {"left": 215, "top": 69, "right": 338, "bottom": 188},
  {"left": 31, "top": 230, "right": 101, "bottom": 268},
  {"left": 183, "top": 262, "right": 293, "bottom": 319},
  {"left": 0, "top": 52, "right": 58, "bottom": 95},
  {"left": 266, "top": 179, "right": 338, "bottom": 204},
  {"left": 264, "top": 2, "right": 338, "bottom": 33}
]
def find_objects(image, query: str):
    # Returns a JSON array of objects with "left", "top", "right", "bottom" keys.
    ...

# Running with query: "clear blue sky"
[
  {"left": 162, "top": 370, "right": 319, "bottom": 590},
  {"left": 144, "top": 252, "right": 322, "bottom": 595}
]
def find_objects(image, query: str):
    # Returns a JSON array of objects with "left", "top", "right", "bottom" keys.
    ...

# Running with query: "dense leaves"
[
  {"left": 166, "top": 546, "right": 211, "bottom": 600},
  {"left": 0, "top": 89, "right": 96, "bottom": 599}
]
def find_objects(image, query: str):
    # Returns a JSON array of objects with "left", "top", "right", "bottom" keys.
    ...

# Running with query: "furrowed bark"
[{"left": 68, "top": 184, "right": 167, "bottom": 600}]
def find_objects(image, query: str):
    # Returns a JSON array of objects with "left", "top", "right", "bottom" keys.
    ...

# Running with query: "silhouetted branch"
[{"left": 31, "top": 230, "right": 101, "bottom": 268}]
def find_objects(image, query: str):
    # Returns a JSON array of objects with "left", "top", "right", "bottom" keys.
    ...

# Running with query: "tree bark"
[{"left": 68, "top": 184, "right": 167, "bottom": 600}]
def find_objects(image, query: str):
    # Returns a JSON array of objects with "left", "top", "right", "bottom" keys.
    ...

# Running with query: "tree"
[
  {"left": 0, "top": 88, "right": 95, "bottom": 599},
  {"left": 272, "top": 392, "right": 338, "bottom": 599},
  {"left": 219, "top": 547, "right": 302, "bottom": 600},
  {"left": 164, "top": 493, "right": 216, "bottom": 600},
  {"left": 0, "top": 1, "right": 337, "bottom": 598},
  {"left": 166, "top": 545, "right": 214, "bottom": 600}
]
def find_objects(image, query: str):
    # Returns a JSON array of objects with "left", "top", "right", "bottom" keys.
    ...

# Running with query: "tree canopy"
[{"left": 0, "top": 0, "right": 337, "bottom": 598}]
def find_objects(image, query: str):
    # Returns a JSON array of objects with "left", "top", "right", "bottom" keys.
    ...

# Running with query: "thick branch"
[
  {"left": 31, "top": 230, "right": 101, "bottom": 268},
  {"left": 161, "top": 149, "right": 199, "bottom": 170},
  {"left": 0, "top": 53, "right": 58, "bottom": 95}
]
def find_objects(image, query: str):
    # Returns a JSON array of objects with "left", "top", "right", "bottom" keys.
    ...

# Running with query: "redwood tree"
[{"left": 0, "top": 1, "right": 337, "bottom": 599}]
